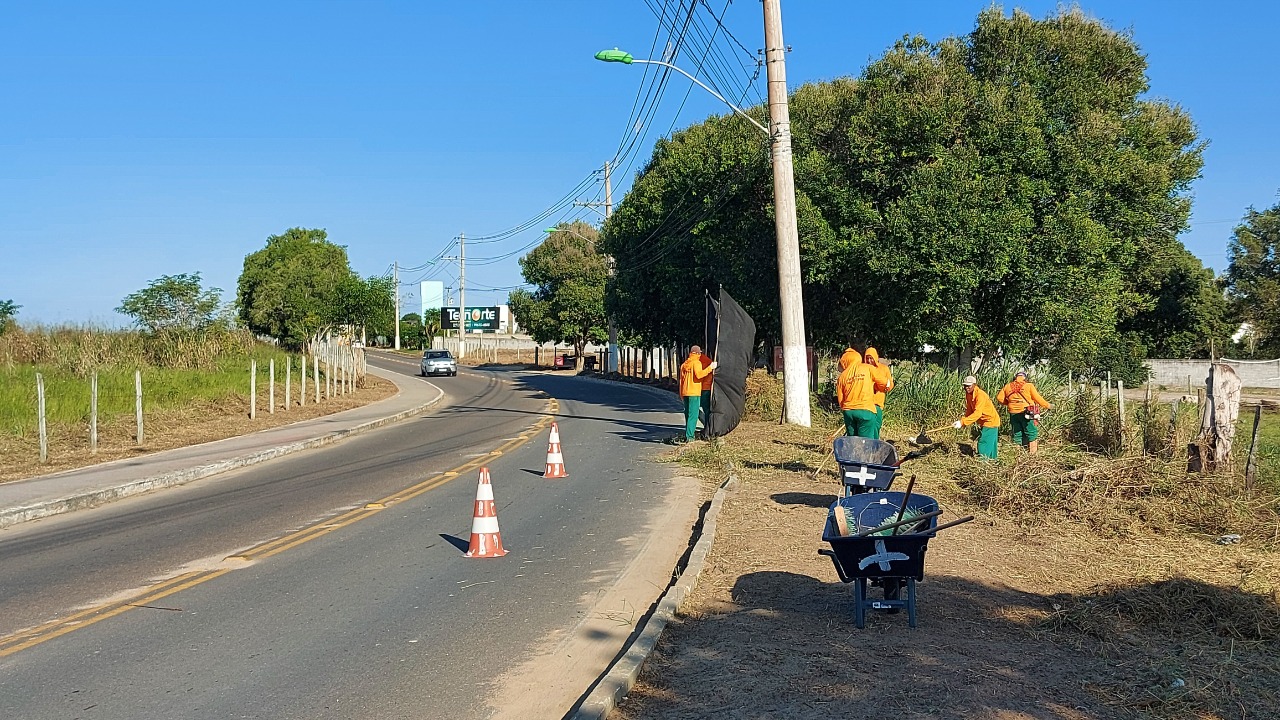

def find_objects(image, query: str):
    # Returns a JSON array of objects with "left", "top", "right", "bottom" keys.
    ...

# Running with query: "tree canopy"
[
  {"left": 509, "top": 221, "right": 609, "bottom": 368},
  {"left": 116, "top": 273, "right": 223, "bottom": 334},
  {"left": 1224, "top": 200, "right": 1280, "bottom": 356},
  {"left": 237, "top": 228, "right": 354, "bottom": 348},
  {"left": 602, "top": 8, "right": 1213, "bottom": 375}
]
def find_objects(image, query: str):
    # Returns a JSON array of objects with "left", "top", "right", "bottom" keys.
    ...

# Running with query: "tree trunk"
[{"left": 1189, "top": 363, "right": 1242, "bottom": 472}]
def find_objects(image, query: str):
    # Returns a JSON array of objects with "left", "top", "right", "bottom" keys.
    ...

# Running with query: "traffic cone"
[
  {"left": 544, "top": 422, "right": 568, "bottom": 478},
  {"left": 463, "top": 467, "right": 508, "bottom": 558}
]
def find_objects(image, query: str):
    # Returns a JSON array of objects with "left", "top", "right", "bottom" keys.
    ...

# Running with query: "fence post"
[
  {"left": 1117, "top": 379, "right": 1126, "bottom": 449},
  {"left": 135, "top": 369, "right": 144, "bottom": 445},
  {"left": 300, "top": 354, "right": 307, "bottom": 407},
  {"left": 269, "top": 358, "right": 276, "bottom": 414},
  {"left": 313, "top": 354, "right": 320, "bottom": 403},
  {"left": 1244, "top": 404, "right": 1262, "bottom": 491},
  {"left": 90, "top": 372, "right": 98, "bottom": 454},
  {"left": 250, "top": 360, "right": 257, "bottom": 420},
  {"left": 37, "top": 373, "right": 47, "bottom": 464},
  {"left": 285, "top": 356, "right": 291, "bottom": 411}
]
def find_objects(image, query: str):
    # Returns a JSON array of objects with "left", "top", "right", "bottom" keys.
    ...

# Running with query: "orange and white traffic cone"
[
  {"left": 463, "top": 467, "right": 507, "bottom": 558},
  {"left": 544, "top": 422, "right": 568, "bottom": 479}
]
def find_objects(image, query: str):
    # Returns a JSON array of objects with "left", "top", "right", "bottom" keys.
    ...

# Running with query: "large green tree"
[
  {"left": 334, "top": 274, "right": 395, "bottom": 341},
  {"left": 237, "top": 228, "right": 353, "bottom": 348},
  {"left": 116, "top": 273, "right": 223, "bottom": 333},
  {"left": 1224, "top": 200, "right": 1280, "bottom": 356},
  {"left": 510, "top": 221, "right": 609, "bottom": 369},
  {"left": 603, "top": 8, "right": 1210, "bottom": 375}
]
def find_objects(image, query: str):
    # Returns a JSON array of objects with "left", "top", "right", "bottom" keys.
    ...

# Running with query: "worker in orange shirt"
[
  {"left": 698, "top": 351, "right": 715, "bottom": 432},
  {"left": 996, "top": 369, "right": 1053, "bottom": 454},
  {"left": 954, "top": 375, "right": 1000, "bottom": 459},
  {"left": 835, "top": 348, "right": 877, "bottom": 438},
  {"left": 679, "top": 346, "right": 717, "bottom": 442},
  {"left": 863, "top": 346, "right": 894, "bottom": 438}
]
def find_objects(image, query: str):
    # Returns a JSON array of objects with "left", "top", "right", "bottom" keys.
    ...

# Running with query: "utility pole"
[
  {"left": 393, "top": 261, "right": 400, "bottom": 350},
  {"left": 604, "top": 160, "right": 618, "bottom": 374},
  {"left": 458, "top": 233, "right": 466, "bottom": 360},
  {"left": 572, "top": 161, "right": 619, "bottom": 373},
  {"left": 763, "top": 0, "right": 810, "bottom": 427}
]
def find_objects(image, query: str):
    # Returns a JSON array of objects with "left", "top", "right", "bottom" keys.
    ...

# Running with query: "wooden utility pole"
[{"left": 763, "top": 0, "right": 810, "bottom": 427}]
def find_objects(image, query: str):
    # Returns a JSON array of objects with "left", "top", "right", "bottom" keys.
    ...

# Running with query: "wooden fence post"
[
  {"left": 90, "top": 372, "right": 98, "bottom": 455},
  {"left": 313, "top": 354, "right": 320, "bottom": 403},
  {"left": 285, "top": 356, "right": 291, "bottom": 411},
  {"left": 135, "top": 369, "right": 144, "bottom": 445},
  {"left": 1244, "top": 404, "right": 1262, "bottom": 491},
  {"left": 250, "top": 360, "right": 257, "bottom": 420},
  {"left": 269, "top": 358, "right": 276, "bottom": 414},
  {"left": 37, "top": 373, "right": 47, "bottom": 464},
  {"left": 1117, "top": 379, "right": 1126, "bottom": 450}
]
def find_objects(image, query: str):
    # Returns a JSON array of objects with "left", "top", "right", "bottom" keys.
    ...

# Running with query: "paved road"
[{"left": 0, "top": 353, "right": 694, "bottom": 719}]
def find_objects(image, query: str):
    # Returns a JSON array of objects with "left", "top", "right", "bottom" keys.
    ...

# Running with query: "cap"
[
  {"left": 962, "top": 375, "right": 977, "bottom": 386},
  {"left": 1015, "top": 369, "right": 1027, "bottom": 378}
]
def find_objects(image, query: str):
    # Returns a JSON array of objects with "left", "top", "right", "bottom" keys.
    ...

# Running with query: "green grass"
[{"left": 0, "top": 344, "right": 317, "bottom": 439}]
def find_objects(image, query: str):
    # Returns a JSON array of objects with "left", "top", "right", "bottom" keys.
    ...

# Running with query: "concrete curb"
[
  {"left": 573, "top": 467, "right": 738, "bottom": 719},
  {"left": 0, "top": 372, "right": 445, "bottom": 530}
]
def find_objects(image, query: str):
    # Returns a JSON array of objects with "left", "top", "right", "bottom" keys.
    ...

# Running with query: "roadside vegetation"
[{"left": 634, "top": 367, "right": 1280, "bottom": 718}]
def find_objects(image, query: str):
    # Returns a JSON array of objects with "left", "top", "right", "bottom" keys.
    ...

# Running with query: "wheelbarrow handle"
[
  {"left": 902, "top": 515, "right": 975, "bottom": 536},
  {"left": 818, "top": 548, "right": 852, "bottom": 583},
  {"left": 851, "top": 508, "right": 945, "bottom": 537}
]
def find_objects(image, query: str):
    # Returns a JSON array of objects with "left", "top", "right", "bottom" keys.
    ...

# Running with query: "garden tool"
[{"left": 911, "top": 424, "right": 954, "bottom": 445}]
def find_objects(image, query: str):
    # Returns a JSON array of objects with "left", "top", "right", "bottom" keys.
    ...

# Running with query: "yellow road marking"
[{"left": 0, "top": 400, "right": 560, "bottom": 659}]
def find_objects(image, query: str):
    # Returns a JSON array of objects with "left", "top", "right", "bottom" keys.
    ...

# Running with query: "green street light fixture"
[{"left": 595, "top": 49, "right": 769, "bottom": 136}]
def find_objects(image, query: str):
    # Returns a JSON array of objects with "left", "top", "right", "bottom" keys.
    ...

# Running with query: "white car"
[{"left": 420, "top": 350, "right": 457, "bottom": 377}]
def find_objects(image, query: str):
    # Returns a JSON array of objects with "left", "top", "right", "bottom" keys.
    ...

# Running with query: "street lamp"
[
  {"left": 596, "top": 38, "right": 812, "bottom": 427},
  {"left": 594, "top": 50, "right": 769, "bottom": 136}
]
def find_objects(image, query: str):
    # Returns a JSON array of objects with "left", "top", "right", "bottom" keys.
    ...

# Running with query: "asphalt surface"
[{"left": 0, "top": 352, "right": 695, "bottom": 719}]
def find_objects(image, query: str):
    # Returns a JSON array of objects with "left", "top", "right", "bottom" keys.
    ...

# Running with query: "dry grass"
[{"left": 951, "top": 448, "right": 1280, "bottom": 545}]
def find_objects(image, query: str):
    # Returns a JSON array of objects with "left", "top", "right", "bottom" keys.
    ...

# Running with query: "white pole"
[
  {"left": 269, "top": 358, "right": 275, "bottom": 414},
  {"left": 135, "top": 369, "right": 144, "bottom": 444},
  {"left": 37, "top": 373, "right": 47, "bottom": 464},
  {"left": 285, "top": 356, "right": 291, "bottom": 411},
  {"left": 90, "top": 372, "right": 98, "bottom": 454},
  {"left": 250, "top": 360, "right": 257, "bottom": 420},
  {"left": 313, "top": 354, "right": 320, "bottom": 403},
  {"left": 458, "top": 233, "right": 466, "bottom": 360},
  {"left": 763, "top": 0, "right": 810, "bottom": 428},
  {"left": 300, "top": 354, "right": 306, "bottom": 407}
]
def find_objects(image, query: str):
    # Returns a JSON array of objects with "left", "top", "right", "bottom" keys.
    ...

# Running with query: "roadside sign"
[{"left": 442, "top": 306, "right": 500, "bottom": 331}]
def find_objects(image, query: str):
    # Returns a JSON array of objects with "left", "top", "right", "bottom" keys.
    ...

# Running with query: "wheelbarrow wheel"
[{"left": 884, "top": 579, "right": 901, "bottom": 614}]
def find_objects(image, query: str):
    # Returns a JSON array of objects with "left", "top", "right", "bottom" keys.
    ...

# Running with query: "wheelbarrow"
[
  {"left": 820, "top": 491, "right": 939, "bottom": 628},
  {"left": 832, "top": 436, "right": 899, "bottom": 496}
]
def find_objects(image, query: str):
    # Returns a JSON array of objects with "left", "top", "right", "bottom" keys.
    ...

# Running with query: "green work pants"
[
  {"left": 1009, "top": 413, "right": 1038, "bottom": 446},
  {"left": 683, "top": 395, "right": 701, "bottom": 441},
  {"left": 873, "top": 406, "right": 884, "bottom": 439},
  {"left": 843, "top": 409, "right": 878, "bottom": 439},
  {"left": 977, "top": 425, "right": 999, "bottom": 459}
]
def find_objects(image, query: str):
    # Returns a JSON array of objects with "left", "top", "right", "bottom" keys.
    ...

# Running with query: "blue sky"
[{"left": 3, "top": 1, "right": 1277, "bottom": 326}]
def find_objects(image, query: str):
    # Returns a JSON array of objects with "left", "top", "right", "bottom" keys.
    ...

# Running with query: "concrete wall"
[{"left": 1146, "top": 358, "right": 1280, "bottom": 389}]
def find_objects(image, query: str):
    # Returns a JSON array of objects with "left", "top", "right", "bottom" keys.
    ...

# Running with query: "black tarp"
[{"left": 705, "top": 288, "right": 756, "bottom": 438}]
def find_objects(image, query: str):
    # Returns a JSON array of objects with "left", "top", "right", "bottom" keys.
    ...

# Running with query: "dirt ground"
[
  {"left": 613, "top": 422, "right": 1280, "bottom": 720},
  {"left": 0, "top": 375, "right": 397, "bottom": 483}
]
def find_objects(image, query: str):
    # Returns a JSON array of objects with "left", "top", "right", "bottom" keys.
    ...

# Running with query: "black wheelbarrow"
[
  {"left": 819, "top": 491, "right": 939, "bottom": 628},
  {"left": 832, "top": 436, "right": 899, "bottom": 496}
]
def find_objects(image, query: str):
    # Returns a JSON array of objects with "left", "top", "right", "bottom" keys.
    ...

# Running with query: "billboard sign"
[{"left": 442, "top": 306, "right": 500, "bottom": 331}]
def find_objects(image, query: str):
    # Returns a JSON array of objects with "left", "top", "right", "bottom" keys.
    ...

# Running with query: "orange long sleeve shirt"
[
  {"left": 679, "top": 353, "right": 714, "bottom": 397},
  {"left": 995, "top": 381, "right": 1051, "bottom": 414},
  {"left": 961, "top": 386, "right": 1001, "bottom": 428}
]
